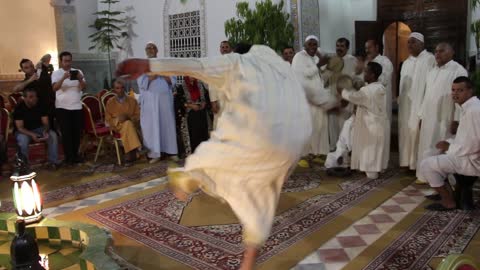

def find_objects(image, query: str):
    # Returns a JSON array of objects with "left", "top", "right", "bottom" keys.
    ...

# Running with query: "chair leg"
[
  {"left": 114, "top": 139, "right": 122, "bottom": 165},
  {"left": 94, "top": 137, "right": 104, "bottom": 163}
]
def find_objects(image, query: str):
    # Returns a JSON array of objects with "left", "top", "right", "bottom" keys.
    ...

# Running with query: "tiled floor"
[
  {"left": 292, "top": 184, "right": 431, "bottom": 270},
  {"left": 43, "top": 176, "right": 430, "bottom": 270},
  {"left": 42, "top": 177, "right": 167, "bottom": 217}
]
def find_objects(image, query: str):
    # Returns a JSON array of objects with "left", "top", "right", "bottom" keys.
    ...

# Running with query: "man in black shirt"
[
  {"left": 13, "top": 88, "right": 59, "bottom": 169},
  {"left": 13, "top": 58, "right": 55, "bottom": 128}
]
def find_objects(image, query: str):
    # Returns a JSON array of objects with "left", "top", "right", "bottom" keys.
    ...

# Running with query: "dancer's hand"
[{"left": 116, "top": 59, "right": 150, "bottom": 80}]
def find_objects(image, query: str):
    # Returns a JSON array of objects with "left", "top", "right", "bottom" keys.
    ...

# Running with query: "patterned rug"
[
  {"left": 362, "top": 204, "right": 480, "bottom": 270},
  {"left": 0, "top": 161, "right": 168, "bottom": 212},
  {"left": 87, "top": 169, "right": 398, "bottom": 270}
]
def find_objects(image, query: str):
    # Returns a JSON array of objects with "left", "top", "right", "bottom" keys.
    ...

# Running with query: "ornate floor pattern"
[
  {"left": 85, "top": 171, "right": 398, "bottom": 270},
  {"left": 293, "top": 184, "right": 480, "bottom": 270}
]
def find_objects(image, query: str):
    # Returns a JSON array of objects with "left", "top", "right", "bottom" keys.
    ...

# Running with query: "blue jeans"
[{"left": 16, "top": 128, "right": 59, "bottom": 164}]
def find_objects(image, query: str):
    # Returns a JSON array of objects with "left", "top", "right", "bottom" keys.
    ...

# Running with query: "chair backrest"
[
  {"left": 0, "top": 108, "right": 10, "bottom": 142},
  {"left": 82, "top": 102, "right": 97, "bottom": 137},
  {"left": 101, "top": 93, "right": 116, "bottom": 113},
  {"left": 0, "top": 95, "right": 6, "bottom": 109},
  {"left": 82, "top": 95, "right": 103, "bottom": 123},
  {"left": 7, "top": 95, "right": 17, "bottom": 111},
  {"left": 97, "top": 89, "right": 109, "bottom": 100}
]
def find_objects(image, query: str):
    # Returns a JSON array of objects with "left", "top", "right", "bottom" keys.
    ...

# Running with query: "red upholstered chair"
[
  {"left": 97, "top": 89, "right": 109, "bottom": 100},
  {"left": 81, "top": 95, "right": 104, "bottom": 124},
  {"left": 0, "top": 108, "right": 10, "bottom": 142},
  {"left": 100, "top": 92, "right": 116, "bottom": 115},
  {"left": 0, "top": 95, "right": 6, "bottom": 109},
  {"left": 82, "top": 103, "right": 121, "bottom": 165}
]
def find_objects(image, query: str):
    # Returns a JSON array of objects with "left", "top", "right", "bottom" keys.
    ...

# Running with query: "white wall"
[
  {"left": 318, "top": 0, "right": 376, "bottom": 54},
  {"left": 0, "top": 0, "right": 58, "bottom": 73},
  {"left": 75, "top": 0, "right": 98, "bottom": 53},
  {"left": 92, "top": 0, "right": 289, "bottom": 58}
]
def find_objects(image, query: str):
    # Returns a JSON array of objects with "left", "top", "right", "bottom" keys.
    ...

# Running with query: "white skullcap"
[
  {"left": 409, "top": 32, "right": 424, "bottom": 43},
  {"left": 305, "top": 35, "right": 319, "bottom": 43},
  {"left": 146, "top": 41, "right": 157, "bottom": 47}
]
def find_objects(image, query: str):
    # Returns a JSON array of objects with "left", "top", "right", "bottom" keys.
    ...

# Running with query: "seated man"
[
  {"left": 13, "top": 88, "right": 59, "bottom": 169},
  {"left": 105, "top": 78, "right": 142, "bottom": 166},
  {"left": 420, "top": 76, "right": 480, "bottom": 211}
]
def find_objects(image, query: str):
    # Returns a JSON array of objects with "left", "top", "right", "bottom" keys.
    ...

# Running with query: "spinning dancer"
[{"left": 116, "top": 44, "right": 312, "bottom": 270}]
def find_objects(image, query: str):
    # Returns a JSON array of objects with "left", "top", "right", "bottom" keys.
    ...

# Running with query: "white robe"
[
  {"left": 208, "top": 86, "right": 225, "bottom": 130},
  {"left": 342, "top": 82, "right": 390, "bottom": 173},
  {"left": 398, "top": 50, "right": 435, "bottom": 169},
  {"left": 372, "top": 55, "right": 394, "bottom": 120},
  {"left": 419, "top": 97, "right": 480, "bottom": 187},
  {"left": 149, "top": 45, "right": 312, "bottom": 246},
  {"left": 325, "top": 115, "right": 354, "bottom": 168},
  {"left": 416, "top": 60, "right": 467, "bottom": 180},
  {"left": 292, "top": 50, "right": 337, "bottom": 155}
]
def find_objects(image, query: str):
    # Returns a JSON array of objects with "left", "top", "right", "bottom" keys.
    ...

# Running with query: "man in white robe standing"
[
  {"left": 292, "top": 35, "right": 337, "bottom": 167},
  {"left": 419, "top": 76, "right": 480, "bottom": 211},
  {"left": 325, "top": 38, "right": 358, "bottom": 150},
  {"left": 137, "top": 42, "right": 178, "bottom": 163},
  {"left": 339, "top": 62, "right": 390, "bottom": 179},
  {"left": 365, "top": 39, "right": 394, "bottom": 121},
  {"left": 116, "top": 43, "right": 312, "bottom": 270},
  {"left": 416, "top": 43, "right": 467, "bottom": 183},
  {"left": 398, "top": 32, "right": 435, "bottom": 170}
]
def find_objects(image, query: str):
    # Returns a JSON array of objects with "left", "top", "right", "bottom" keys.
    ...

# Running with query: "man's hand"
[
  {"left": 116, "top": 59, "right": 151, "bottom": 80},
  {"left": 31, "top": 134, "right": 43, "bottom": 143},
  {"left": 42, "top": 130, "right": 50, "bottom": 140},
  {"left": 62, "top": 71, "right": 70, "bottom": 80},
  {"left": 450, "top": 121, "right": 459, "bottom": 135},
  {"left": 435, "top": 141, "right": 450, "bottom": 153},
  {"left": 77, "top": 72, "right": 84, "bottom": 81},
  {"left": 118, "top": 114, "right": 129, "bottom": 123},
  {"left": 28, "top": 73, "right": 39, "bottom": 82}
]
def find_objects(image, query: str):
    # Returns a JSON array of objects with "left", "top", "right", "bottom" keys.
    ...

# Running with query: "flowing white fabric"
[
  {"left": 292, "top": 50, "right": 337, "bottom": 155},
  {"left": 342, "top": 82, "right": 390, "bottom": 173},
  {"left": 325, "top": 115, "right": 354, "bottom": 168},
  {"left": 149, "top": 45, "right": 312, "bottom": 246},
  {"left": 420, "top": 97, "right": 480, "bottom": 187},
  {"left": 398, "top": 50, "right": 435, "bottom": 169},
  {"left": 416, "top": 60, "right": 467, "bottom": 180}
]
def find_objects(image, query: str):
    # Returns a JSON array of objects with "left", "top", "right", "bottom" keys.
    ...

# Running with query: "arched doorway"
[{"left": 383, "top": 22, "right": 412, "bottom": 100}]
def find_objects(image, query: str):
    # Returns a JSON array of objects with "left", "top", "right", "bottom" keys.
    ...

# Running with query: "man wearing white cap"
[
  {"left": 137, "top": 41, "right": 178, "bottom": 163},
  {"left": 398, "top": 32, "right": 435, "bottom": 171},
  {"left": 292, "top": 35, "right": 337, "bottom": 167},
  {"left": 416, "top": 42, "right": 467, "bottom": 183}
]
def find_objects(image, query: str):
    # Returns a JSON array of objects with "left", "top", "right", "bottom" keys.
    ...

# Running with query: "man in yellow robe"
[{"left": 105, "top": 79, "right": 142, "bottom": 165}]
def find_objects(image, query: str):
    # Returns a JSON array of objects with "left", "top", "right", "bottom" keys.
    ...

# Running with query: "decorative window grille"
[{"left": 169, "top": 10, "right": 202, "bottom": 58}]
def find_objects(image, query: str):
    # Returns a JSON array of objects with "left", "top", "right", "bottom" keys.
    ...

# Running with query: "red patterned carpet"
[{"left": 87, "top": 170, "right": 399, "bottom": 270}]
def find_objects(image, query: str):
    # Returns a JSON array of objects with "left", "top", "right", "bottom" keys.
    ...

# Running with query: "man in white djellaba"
[
  {"left": 338, "top": 62, "right": 390, "bottom": 179},
  {"left": 116, "top": 43, "right": 312, "bottom": 270},
  {"left": 398, "top": 32, "right": 435, "bottom": 170},
  {"left": 292, "top": 35, "right": 337, "bottom": 168},
  {"left": 419, "top": 76, "right": 480, "bottom": 211},
  {"left": 416, "top": 42, "right": 467, "bottom": 183}
]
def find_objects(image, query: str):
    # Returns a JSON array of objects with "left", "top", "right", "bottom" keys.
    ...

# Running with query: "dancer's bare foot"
[
  {"left": 172, "top": 188, "right": 189, "bottom": 202},
  {"left": 239, "top": 246, "right": 258, "bottom": 270}
]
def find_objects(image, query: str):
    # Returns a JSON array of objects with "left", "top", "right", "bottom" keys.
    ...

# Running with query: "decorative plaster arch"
[{"left": 163, "top": 0, "right": 207, "bottom": 57}]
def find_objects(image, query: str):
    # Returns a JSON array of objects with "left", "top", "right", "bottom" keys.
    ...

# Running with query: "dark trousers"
[{"left": 56, "top": 108, "right": 82, "bottom": 163}]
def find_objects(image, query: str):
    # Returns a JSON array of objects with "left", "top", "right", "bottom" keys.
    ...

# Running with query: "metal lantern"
[{"left": 10, "top": 152, "right": 43, "bottom": 224}]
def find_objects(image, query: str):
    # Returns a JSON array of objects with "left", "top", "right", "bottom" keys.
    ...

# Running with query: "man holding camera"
[
  {"left": 13, "top": 88, "right": 59, "bottom": 169},
  {"left": 52, "top": 51, "right": 86, "bottom": 166}
]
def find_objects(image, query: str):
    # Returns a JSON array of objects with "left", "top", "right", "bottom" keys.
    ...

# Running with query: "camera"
[{"left": 70, "top": 70, "right": 79, "bottom": 80}]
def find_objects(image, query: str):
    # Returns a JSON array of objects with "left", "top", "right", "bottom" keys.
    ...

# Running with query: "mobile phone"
[{"left": 70, "top": 70, "right": 79, "bottom": 80}]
